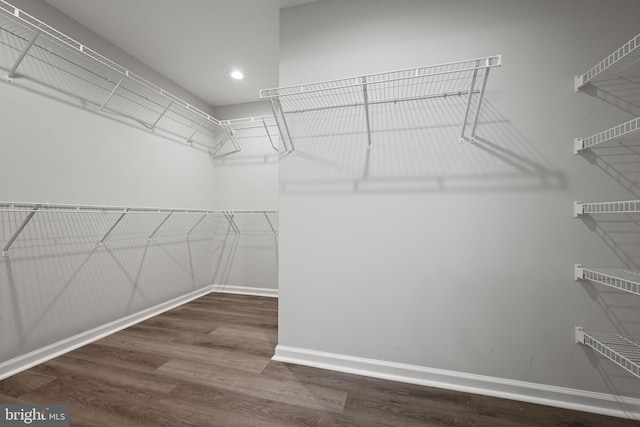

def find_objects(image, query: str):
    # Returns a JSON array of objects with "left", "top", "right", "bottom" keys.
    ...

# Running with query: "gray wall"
[{"left": 279, "top": 0, "right": 640, "bottom": 398}]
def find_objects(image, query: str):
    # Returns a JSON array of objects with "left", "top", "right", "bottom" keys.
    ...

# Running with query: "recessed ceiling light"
[{"left": 229, "top": 70, "right": 244, "bottom": 80}]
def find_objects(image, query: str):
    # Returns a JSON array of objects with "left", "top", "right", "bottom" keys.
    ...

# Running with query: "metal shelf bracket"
[
  {"left": 574, "top": 201, "right": 583, "bottom": 217},
  {"left": 99, "top": 208, "right": 128, "bottom": 245},
  {"left": 2, "top": 204, "right": 38, "bottom": 256},
  {"left": 7, "top": 27, "right": 40, "bottom": 81}
]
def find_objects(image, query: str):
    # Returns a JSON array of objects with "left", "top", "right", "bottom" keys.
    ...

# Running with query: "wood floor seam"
[{"left": 1, "top": 293, "right": 637, "bottom": 427}]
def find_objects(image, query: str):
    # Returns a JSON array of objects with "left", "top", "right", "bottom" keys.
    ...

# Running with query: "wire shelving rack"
[
  {"left": 259, "top": 55, "right": 502, "bottom": 154},
  {"left": 573, "top": 201, "right": 640, "bottom": 298},
  {"left": 0, "top": 0, "right": 236, "bottom": 152},
  {"left": 574, "top": 117, "right": 640, "bottom": 154},
  {"left": 574, "top": 33, "right": 640, "bottom": 154},
  {"left": 0, "top": 202, "right": 278, "bottom": 257},
  {"left": 575, "top": 33, "right": 640, "bottom": 91},
  {"left": 575, "top": 328, "right": 640, "bottom": 379},
  {"left": 216, "top": 115, "right": 280, "bottom": 157},
  {"left": 574, "top": 265, "right": 640, "bottom": 297},
  {"left": 573, "top": 32, "right": 640, "bottom": 380}
]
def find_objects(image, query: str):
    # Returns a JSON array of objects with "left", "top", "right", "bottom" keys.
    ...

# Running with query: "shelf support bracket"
[
  {"left": 573, "top": 201, "right": 583, "bottom": 218},
  {"left": 575, "top": 327, "right": 585, "bottom": 344},
  {"left": 187, "top": 212, "right": 208, "bottom": 236},
  {"left": 262, "top": 118, "right": 278, "bottom": 152},
  {"left": 361, "top": 76, "right": 373, "bottom": 151},
  {"left": 469, "top": 60, "right": 491, "bottom": 142},
  {"left": 270, "top": 98, "right": 295, "bottom": 154},
  {"left": 224, "top": 212, "right": 240, "bottom": 234},
  {"left": 459, "top": 60, "right": 480, "bottom": 143},
  {"left": 150, "top": 101, "right": 173, "bottom": 131},
  {"left": 7, "top": 28, "right": 41, "bottom": 81},
  {"left": 224, "top": 123, "right": 241, "bottom": 153},
  {"left": 99, "top": 208, "right": 128, "bottom": 245},
  {"left": 574, "top": 138, "right": 585, "bottom": 155},
  {"left": 149, "top": 210, "right": 173, "bottom": 239},
  {"left": 574, "top": 264, "right": 584, "bottom": 281},
  {"left": 264, "top": 212, "right": 276, "bottom": 235},
  {"left": 99, "top": 74, "right": 126, "bottom": 112},
  {"left": 574, "top": 75, "right": 587, "bottom": 92},
  {"left": 2, "top": 205, "right": 38, "bottom": 257},
  {"left": 187, "top": 120, "right": 205, "bottom": 144}
]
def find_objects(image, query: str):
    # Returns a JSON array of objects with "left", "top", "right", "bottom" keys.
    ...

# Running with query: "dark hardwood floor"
[{"left": 1, "top": 293, "right": 638, "bottom": 426}]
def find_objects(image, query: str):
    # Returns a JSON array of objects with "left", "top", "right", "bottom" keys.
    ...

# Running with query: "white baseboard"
[
  {"left": 273, "top": 345, "right": 640, "bottom": 421},
  {"left": 0, "top": 284, "right": 278, "bottom": 381},
  {"left": 209, "top": 284, "right": 278, "bottom": 298}
]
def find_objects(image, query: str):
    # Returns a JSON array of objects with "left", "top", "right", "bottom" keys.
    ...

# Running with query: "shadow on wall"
[
  {"left": 279, "top": 97, "right": 566, "bottom": 194},
  {"left": 0, "top": 209, "right": 278, "bottom": 363}
]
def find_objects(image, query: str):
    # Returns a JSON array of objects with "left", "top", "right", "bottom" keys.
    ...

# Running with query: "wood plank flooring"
[{"left": 1, "top": 293, "right": 638, "bottom": 426}]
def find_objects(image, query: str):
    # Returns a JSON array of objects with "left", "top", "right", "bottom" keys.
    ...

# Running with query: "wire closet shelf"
[
  {"left": 574, "top": 33, "right": 640, "bottom": 153},
  {"left": 0, "top": 1, "right": 244, "bottom": 153},
  {"left": 575, "top": 328, "right": 640, "bottom": 379},
  {"left": 260, "top": 55, "right": 502, "bottom": 153},
  {"left": 0, "top": 202, "right": 278, "bottom": 257},
  {"left": 575, "top": 33, "right": 640, "bottom": 91},
  {"left": 574, "top": 265, "right": 640, "bottom": 297},
  {"left": 573, "top": 200, "right": 640, "bottom": 297},
  {"left": 219, "top": 115, "right": 280, "bottom": 156}
]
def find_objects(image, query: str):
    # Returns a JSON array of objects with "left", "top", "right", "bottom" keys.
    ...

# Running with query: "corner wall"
[{"left": 277, "top": 0, "right": 640, "bottom": 414}]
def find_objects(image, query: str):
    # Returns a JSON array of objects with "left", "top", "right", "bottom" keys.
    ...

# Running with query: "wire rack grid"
[
  {"left": 574, "top": 200, "right": 640, "bottom": 217},
  {"left": 215, "top": 115, "right": 281, "bottom": 156},
  {"left": 575, "top": 265, "right": 640, "bottom": 297},
  {"left": 0, "top": 202, "right": 278, "bottom": 256},
  {"left": 575, "top": 33, "right": 640, "bottom": 91}
]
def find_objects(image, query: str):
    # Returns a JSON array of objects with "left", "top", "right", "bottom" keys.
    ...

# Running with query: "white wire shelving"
[
  {"left": 574, "top": 117, "right": 640, "bottom": 154},
  {"left": 574, "top": 265, "right": 640, "bottom": 297},
  {"left": 217, "top": 115, "right": 280, "bottom": 157},
  {"left": 0, "top": 202, "right": 278, "bottom": 257},
  {"left": 0, "top": 0, "right": 239, "bottom": 152},
  {"left": 259, "top": 55, "right": 502, "bottom": 153},
  {"left": 573, "top": 200, "right": 640, "bottom": 296},
  {"left": 575, "top": 328, "right": 640, "bottom": 379},
  {"left": 574, "top": 200, "right": 640, "bottom": 217},
  {"left": 574, "top": 33, "right": 640, "bottom": 91},
  {"left": 573, "top": 33, "right": 640, "bottom": 382}
]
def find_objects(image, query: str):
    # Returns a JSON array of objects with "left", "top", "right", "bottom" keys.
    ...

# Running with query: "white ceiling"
[{"left": 42, "top": 0, "right": 317, "bottom": 107}]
